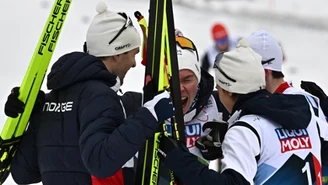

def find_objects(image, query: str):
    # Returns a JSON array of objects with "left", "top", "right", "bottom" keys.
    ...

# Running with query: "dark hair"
[
  {"left": 97, "top": 51, "right": 129, "bottom": 61},
  {"left": 221, "top": 88, "right": 241, "bottom": 101},
  {"left": 271, "top": 70, "right": 284, "bottom": 79},
  {"left": 97, "top": 56, "right": 109, "bottom": 61},
  {"left": 231, "top": 93, "right": 241, "bottom": 101}
]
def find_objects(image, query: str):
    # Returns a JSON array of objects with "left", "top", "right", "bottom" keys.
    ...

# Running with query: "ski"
[
  {"left": 135, "top": 0, "right": 185, "bottom": 184},
  {"left": 164, "top": 0, "right": 185, "bottom": 183},
  {"left": 134, "top": 10, "right": 152, "bottom": 185},
  {"left": 135, "top": 0, "right": 165, "bottom": 183},
  {"left": 0, "top": 1, "right": 71, "bottom": 183},
  {"left": 134, "top": 11, "right": 148, "bottom": 67},
  {"left": 165, "top": 0, "right": 185, "bottom": 145}
]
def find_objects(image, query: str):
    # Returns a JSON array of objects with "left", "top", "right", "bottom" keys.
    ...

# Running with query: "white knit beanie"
[
  {"left": 177, "top": 45, "right": 201, "bottom": 84},
  {"left": 86, "top": 2, "right": 141, "bottom": 57},
  {"left": 214, "top": 38, "right": 266, "bottom": 94},
  {"left": 174, "top": 30, "right": 201, "bottom": 84},
  {"left": 246, "top": 30, "right": 283, "bottom": 72}
]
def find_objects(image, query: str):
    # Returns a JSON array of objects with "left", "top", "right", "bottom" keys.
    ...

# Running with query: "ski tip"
[{"left": 134, "top": 11, "right": 143, "bottom": 19}]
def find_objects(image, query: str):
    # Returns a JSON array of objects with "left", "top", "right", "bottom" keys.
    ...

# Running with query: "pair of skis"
[
  {"left": 134, "top": 0, "right": 185, "bottom": 184},
  {"left": 0, "top": 1, "right": 71, "bottom": 184}
]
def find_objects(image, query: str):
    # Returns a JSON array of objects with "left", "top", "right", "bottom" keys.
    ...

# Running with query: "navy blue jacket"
[
  {"left": 162, "top": 90, "right": 319, "bottom": 185},
  {"left": 10, "top": 52, "right": 159, "bottom": 185}
]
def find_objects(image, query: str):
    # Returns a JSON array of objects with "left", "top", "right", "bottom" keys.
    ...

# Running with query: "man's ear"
[{"left": 112, "top": 54, "right": 121, "bottom": 63}]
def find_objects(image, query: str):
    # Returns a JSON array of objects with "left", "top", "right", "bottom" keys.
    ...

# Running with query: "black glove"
[
  {"left": 143, "top": 76, "right": 158, "bottom": 102},
  {"left": 158, "top": 135, "right": 186, "bottom": 161},
  {"left": 5, "top": 87, "right": 24, "bottom": 118},
  {"left": 301, "top": 81, "right": 328, "bottom": 116},
  {"left": 301, "top": 81, "right": 327, "bottom": 101},
  {"left": 195, "top": 121, "right": 228, "bottom": 160},
  {"left": 4, "top": 87, "right": 45, "bottom": 118}
]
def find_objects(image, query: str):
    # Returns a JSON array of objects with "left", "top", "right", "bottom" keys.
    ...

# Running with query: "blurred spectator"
[{"left": 201, "top": 22, "right": 241, "bottom": 71}]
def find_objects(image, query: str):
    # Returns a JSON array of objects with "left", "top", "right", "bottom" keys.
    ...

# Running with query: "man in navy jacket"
[{"left": 4, "top": 2, "right": 174, "bottom": 185}]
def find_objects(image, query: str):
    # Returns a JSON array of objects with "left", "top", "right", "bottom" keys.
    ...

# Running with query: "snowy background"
[{"left": 0, "top": 0, "right": 327, "bottom": 184}]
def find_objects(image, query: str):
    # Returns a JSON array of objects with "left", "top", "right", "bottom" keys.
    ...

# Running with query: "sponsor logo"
[
  {"left": 166, "top": 123, "right": 201, "bottom": 148},
  {"left": 43, "top": 101, "right": 73, "bottom": 112},
  {"left": 218, "top": 79, "right": 231, "bottom": 86},
  {"left": 151, "top": 134, "right": 160, "bottom": 185},
  {"left": 38, "top": 0, "right": 71, "bottom": 55},
  {"left": 114, "top": 43, "right": 131, "bottom": 50},
  {"left": 275, "top": 128, "right": 312, "bottom": 153}
]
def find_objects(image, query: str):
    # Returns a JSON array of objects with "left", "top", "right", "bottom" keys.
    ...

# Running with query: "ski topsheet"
[
  {"left": 0, "top": 1, "right": 71, "bottom": 183},
  {"left": 135, "top": 0, "right": 185, "bottom": 184}
]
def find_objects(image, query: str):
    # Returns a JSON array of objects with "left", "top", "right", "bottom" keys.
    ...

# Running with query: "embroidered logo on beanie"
[{"left": 115, "top": 44, "right": 131, "bottom": 50}]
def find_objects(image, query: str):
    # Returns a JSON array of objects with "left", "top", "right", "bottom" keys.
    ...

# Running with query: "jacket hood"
[
  {"left": 194, "top": 68, "right": 215, "bottom": 114},
  {"left": 47, "top": 52, "right": 117, "bottom": 90},
  {"left": 233, "top": 90, "right": 312, "bottom": 129}
]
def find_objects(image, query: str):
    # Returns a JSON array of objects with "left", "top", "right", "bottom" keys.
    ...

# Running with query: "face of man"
[
  {"left": 114, "top": 48, "right": 139, "bottom": 85},
  {"left": 179, "top": 69, "right": 198, "bottom": 114},
  {"left": 215, "top": 37, "right": 229, "bottom": 52}
]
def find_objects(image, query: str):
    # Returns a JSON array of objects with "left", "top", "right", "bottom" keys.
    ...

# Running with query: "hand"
[
  {"left": 5, "top": 87, "right": 24, "bottom": 118},
  {"left": 157, "top": 135, "right": 185, "bottom": 160},
  {"left": 4, "top": 87, "right": 45, "bottom": 118},
  {"left": 143, "top": 90, "right": 174, "bottom": 122},
  {"left": 195, "top": 121, "right": 228, "bottom": 160},
  {"left": 301, "top": 81, "right": 327, "bottom": 101},
  {"left": 143, "top": 76, "right": 157, "bottom": 102}
]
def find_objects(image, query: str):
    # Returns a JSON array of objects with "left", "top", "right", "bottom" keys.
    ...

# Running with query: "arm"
[
  {"left": 300, "top": 81, "right": 328, "bottom": 117},
  {"left": 78, "top": 89, "right": 161, "bottom": 178},
  {"left": 164, "top": 147, "right": 250, "bottom": 185},
  {"left": 317, "top": 118, "right": 328, "bottom": 183},
  {"left": 162, "top": 121, "right": 260, "bottom": 185},
  {"left": 317, "top": 118, "right": 328, "bottom": 165},
  {"left": 321, "top": 97, "right": 328, "bottom": 117},
  {"left": 11, "top": 119, "right": 41, "bottom": 184}
]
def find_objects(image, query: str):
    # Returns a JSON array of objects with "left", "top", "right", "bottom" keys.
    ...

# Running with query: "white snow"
[
  {"left": 176, "top": 0, "right": 328, "bottom": 30},
  {"left": 0, "top": 0, "right": 327, "bottom": 184}
]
